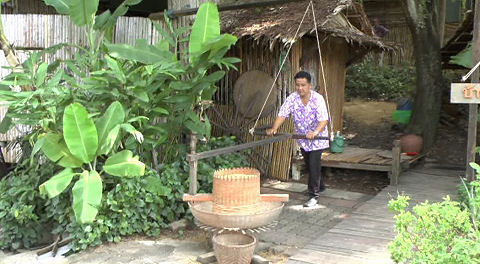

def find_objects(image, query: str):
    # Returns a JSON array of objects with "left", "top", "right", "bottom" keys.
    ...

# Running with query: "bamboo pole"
[
  {"left": 149, "top": 0, "right": 304, "bottom": 20},
  {"left": 189, "top": 132, "right": 198, "bottom": 194},
  {"left": 466, "top": 0, "right": 480, "bottom": 181}
]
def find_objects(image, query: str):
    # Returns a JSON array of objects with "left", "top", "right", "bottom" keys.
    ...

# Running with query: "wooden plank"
[
  {"left": 253, "top": 131, "right": 328, "bottom": 140},
  {"left": 289, "top": 248, "right": 379, "bottom": 264},
  {"left": 379, "top": 158, "right": 393, "bottom": 165},
  {"left": 322, "top": 161, "right": 391, "bottom": 172},
  {"left": 308, "top": 232, "right": 391, "bottom": 254},
  {"left": 332, "top": 218, "right": 395, "bottom": 236},
  {"left": 187, "top": 134, "right": 291, "bottom": 161},
  {"left": 361, "top": 155, "right": 388, "bottom": 165},
  {"left": 343, "top": 149, "right": 381, "bottom": 163},
  {"left": 347, "top": 149, "right": 382, "bottom": 163},
  {"left": 323, "top": 148, "right": 374, "bottom": 162}
]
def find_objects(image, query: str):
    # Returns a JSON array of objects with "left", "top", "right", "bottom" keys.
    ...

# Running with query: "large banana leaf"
[
  {"left": 44, "top": 0, "right": 70, "bottom": 15},
  {"left": 103, "top": 150, "right": 145, "bottom": 177},
  {"left": 189, "top": 2, "right": 220, "bottom": 59},
  {"left": 201, "top": 34, "right": 238, "bottom": 58},
  {"left": 450, "top": 42, "right": 472, "bottom": 68},
  {"left": 69, "top": 0, "right": 99, "bottom": 26},
  {"left": 105, "top": 56, "right": 126, "bottom": 84},
  {"left": 41, "top": 133, "right": 83, "bottom": 168},
  {"left": 35, "top": 63, "right": 49, "bottom": 88},
  {"left": 101, "top": 0, "right": 142, "bottom": 30},
  {"left": 63, "top": 103, "right": 98, "bottom": 163},
  {"left": 39, "top": 168, "right": 75, "bottom": 198},
  {"left": 93, "top": 10, "right": 111, "bottom": 30},
  {"left": 72, "top": 170, "right": 102, "bottom": 224},
  {"left": 96, "top": 101, "right": 124, "bottom": 155},
  {"left": 106, "top": 39, "right": 171, "bottom": 65}
]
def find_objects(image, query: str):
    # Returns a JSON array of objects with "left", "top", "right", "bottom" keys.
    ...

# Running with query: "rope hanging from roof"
[
  {"left": 249, "top": 0, "right": 334, "bottom": 139},
  {"left": 310, "top": 0, "right": 333, "bottom": 139}
]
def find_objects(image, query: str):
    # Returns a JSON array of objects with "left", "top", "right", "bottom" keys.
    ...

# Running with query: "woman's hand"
[
  {"left": 306, "top": 131, "right": 318, "bottom": 139},
  {"left": 266, "top": 128, "right": 277, "bottom": 136}
]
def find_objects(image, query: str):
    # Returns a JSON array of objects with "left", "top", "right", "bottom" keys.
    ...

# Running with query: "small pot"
[{"left": 400, "top": 134, "right": 423, "bottom": 153}]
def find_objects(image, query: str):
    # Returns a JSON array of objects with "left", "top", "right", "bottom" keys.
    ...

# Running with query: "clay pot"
[{"left": 400, "top": 134, "right": 423, "bottom": 153}]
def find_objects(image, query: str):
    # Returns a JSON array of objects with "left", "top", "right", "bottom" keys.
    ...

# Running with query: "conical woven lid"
[{"left": 213, "top": 168, "right": 261, "bottom": 214}]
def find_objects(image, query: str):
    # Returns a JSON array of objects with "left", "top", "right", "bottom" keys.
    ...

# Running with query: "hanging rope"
[
  {"left": 248, "top": 2, "right": 312, "bottom": 135},
  {"left": 462, "top": 60, "right": 480, "bottom": 82},
  {"left": 249, "top": 0, "right": 335, "bottom": 139},
  {"left": 310, "top": 0, "right": 334, "bottom": 139}
]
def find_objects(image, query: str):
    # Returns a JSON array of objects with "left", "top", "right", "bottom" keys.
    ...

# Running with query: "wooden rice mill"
[{"left": 183, "top": 167, "right": 289, "bottom": 264}]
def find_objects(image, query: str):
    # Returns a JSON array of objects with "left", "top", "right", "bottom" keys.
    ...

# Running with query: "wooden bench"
[{"left": 321, "top": 140, "right": 424, "bottom": 185}]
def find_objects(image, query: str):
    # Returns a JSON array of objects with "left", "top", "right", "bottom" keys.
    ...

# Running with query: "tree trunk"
[
  {"left": 438, "top": 0, "right": 446, "bottom": 46},
  {"left": 400, "top": 0, "right": 445, "bottom": 150}
]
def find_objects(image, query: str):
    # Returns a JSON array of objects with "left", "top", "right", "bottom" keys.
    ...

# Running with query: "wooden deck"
[
  {"left": 287, "top": 166, "right": 461, "bottom": 264},
  {"left": 321, "top": 141, "right": 424, "bottom": 185}
]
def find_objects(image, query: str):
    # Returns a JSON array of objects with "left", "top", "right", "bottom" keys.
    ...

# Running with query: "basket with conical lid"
[{"left": 183, "top": 167, "right": 288, "bottom": 229}]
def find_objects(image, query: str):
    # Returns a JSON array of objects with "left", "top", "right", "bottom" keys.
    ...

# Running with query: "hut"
[
  {"left": 362, "top": 0, "right": 468, "bottom": 65},
  {"left": 207, "top": 0, "right": 394, "bottom": 180}
]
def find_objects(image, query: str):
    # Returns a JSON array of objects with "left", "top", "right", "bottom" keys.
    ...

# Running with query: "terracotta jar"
[{"left": 399, "top": 134, "right": 423, "bottom": 153}]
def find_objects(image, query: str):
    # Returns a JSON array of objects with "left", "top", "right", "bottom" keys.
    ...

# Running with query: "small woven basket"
[{"left": 213, "top": 231, "right": 257, "bottom": 264}]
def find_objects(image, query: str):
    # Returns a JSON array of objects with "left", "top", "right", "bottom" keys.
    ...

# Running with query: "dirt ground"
[{"left": 317, "top": 100, "right": 468, "bottom": 195}]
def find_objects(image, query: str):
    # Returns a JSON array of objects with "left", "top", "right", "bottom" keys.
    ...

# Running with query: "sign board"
[{"left": 451, "top": 83, "right": 480, "bottom": 103}]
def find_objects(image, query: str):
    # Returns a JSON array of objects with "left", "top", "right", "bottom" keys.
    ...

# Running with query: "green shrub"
[
  {"left": 62, "top": 136, "right": 249, "bottom": 250},
  {"left": 389, "top": 195, "right": 480, "bottom": 263},
  {"left": 57, "top": 168, "right": 187, "bottom": 251},
  {"left": 0, "top": 136, "right": 250, "bottom": 251},
  {"left": 0, "top": 160, "right": 58, "bottom": 250},
  {"left": 345, "top": 62, "right": 415, "bottom": 101}
]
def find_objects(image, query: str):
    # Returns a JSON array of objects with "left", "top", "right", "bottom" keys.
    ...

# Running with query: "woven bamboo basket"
[
  {"left": 213, "top": 231, "right": 256, "bottom": 264},
  {"left": 213, "top": 167, "right": 261, "bottom": 214}
]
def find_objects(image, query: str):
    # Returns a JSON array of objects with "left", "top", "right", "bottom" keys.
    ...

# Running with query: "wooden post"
[
  {"left": 466, "top": 0, "right": 480, "bottom": 181},
  {"left": 189, "top": 132, "right": 198, "bottom": 194},
  {"left": 390, "top": 140, "right": 401, "bottom": 186}
]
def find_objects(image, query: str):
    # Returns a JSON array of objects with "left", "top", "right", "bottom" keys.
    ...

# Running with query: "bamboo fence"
[
  {"left": 209, "top": 38, "right": 297, "bottom": 180},
  {"left": 0, "top": 14, "right": 168, "bottom": 163}
]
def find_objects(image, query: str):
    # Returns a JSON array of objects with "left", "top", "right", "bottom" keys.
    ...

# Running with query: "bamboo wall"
[
  {"left": 0, "top": 14, "right": 168, "bottom": 163},
  {"left": 209, "top": 38, "right": 296, "bottom": 180},
  {"left": 300, "top": 37, "right": 348, "bottom": 134},
  {"left": 381, "top": 24, "right": 413, "bottom": 65}
]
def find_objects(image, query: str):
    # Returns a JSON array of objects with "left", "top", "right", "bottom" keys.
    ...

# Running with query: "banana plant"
[
  {"left": 37, "top": 101, "right": 146, "bottom": 223},
  {"left": 105, "top": 2, "right": 240, "bottom": 143}
]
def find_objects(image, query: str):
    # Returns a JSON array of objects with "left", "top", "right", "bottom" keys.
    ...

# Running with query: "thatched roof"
[
  {"left": 440, "top": 10, "right": 473, "bottom": 69},
  {"left": 220, "top": 0, "right": 392, "bottom": 51}
]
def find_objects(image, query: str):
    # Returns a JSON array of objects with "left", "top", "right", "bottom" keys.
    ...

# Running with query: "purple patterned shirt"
[{"left": 278, "top": 91, "right": 329, "bottom": 151}]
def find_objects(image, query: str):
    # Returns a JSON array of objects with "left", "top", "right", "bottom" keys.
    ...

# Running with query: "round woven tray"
[{"left": 189, "top": 201, "right": 284, "bottom": 229}]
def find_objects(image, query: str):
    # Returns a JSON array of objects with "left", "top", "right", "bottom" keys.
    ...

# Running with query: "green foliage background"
[
  {"left": 0, "top": 0, "right": 245, "bottom": 251},
  {"left": 0, "top": 137, "right": 249, "bottom": 251},
  {"left": 345, "top": 62, "right": 415, "bottom": 101}
]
